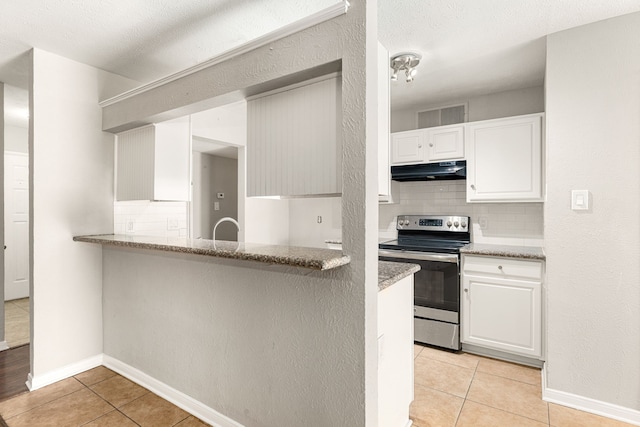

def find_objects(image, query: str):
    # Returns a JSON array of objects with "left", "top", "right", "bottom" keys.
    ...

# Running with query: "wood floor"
[{"left": 0, "top": 344, "right": 29, "bottom": 402}]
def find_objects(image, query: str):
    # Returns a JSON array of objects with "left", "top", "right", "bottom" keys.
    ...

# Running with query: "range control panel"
[{"left": 396, "top": 215, "right": 470, "bottom": 232}]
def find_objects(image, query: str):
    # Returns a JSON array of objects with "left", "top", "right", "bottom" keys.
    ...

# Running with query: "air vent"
[{"left": 418, "top": 104, "right": 467, "bottom": 128}]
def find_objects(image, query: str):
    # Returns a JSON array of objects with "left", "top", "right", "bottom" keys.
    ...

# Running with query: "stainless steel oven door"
[
  {"left": 378, "top": 249, "right": 460, "bottom": 315},
  {"left": 379, "top": 249, "right": 461, "bottom": 350}
]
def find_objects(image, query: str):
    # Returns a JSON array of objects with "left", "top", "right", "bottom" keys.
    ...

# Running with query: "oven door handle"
[{"left": 378, "top": 249, "right": 459, "bottom": 264}]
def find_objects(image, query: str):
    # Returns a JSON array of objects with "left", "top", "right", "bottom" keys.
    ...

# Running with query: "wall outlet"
[
  {"left": 317, "top": 216, "right": 322, "bottom": 224},
  {"left": 167, "top": 217, "right": 179, "bottom": 230},
  {"left": 478, "top": 217, "right": 488, "bottom": 230},
  {"left": 217, "top": 193, "right": 224, "bottom": 199}
]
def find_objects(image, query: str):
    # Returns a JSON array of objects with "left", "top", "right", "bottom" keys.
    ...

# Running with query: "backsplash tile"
[
  {"left": 379, "top": 181, "right": 544, "bottom": 246},
  {"left": 114, "top": 201, "right": 188, "bottom": 237}
]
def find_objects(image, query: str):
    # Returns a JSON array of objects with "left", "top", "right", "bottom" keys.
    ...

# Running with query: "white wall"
[
  {"left": 29, "top": 48, "right": 138, "bottom": 383},
  {"left": 379, "top": 181, "right": 543, "bottom": 245},
  {"left": 5, "top": 124, "right": 28, "bottom": 153},
  {"left": 391, "top": 85, "right": 544, "bottom": 132},
  {"left": 545, "top": 12, "right": 640, "bottom": 415}
]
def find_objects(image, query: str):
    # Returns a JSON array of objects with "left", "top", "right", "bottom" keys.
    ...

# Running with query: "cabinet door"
[
  {"left": 426, "top": 125, "right": 464, "bottom": 161},
  {"left": 247, "top": 76, "right": 341, "bottom": 197},
  {"left": 391, "top": 130, "right": 425, "bottom": 165},
  {"left": 377, "top": 42, "right": 393, "bottom": 201},
  {"left": 116, "top": 125, "right": 156, "bottom": 201},
  {"left": 378, "top": 275, "right": 414, "bottom": 426},
  {"left": 461, "top": 274, "right": 541, "bottom": 358},
  {"left": 466, "top": 114, "right": 543, "bottom": 202}
]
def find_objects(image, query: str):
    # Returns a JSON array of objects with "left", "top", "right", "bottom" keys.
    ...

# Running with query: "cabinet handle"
[
  {"left": 429, "top": 143, "right": 433, "bottom": 147},
  {"left": 464, "top": 288, "right": 468, "bottom": 293},
  {"left": 498, "top": 265, "right": 503, "bottom": 270},
  {"left": 470, "top": 184, "right": 476, "bottom": 190},
  {"left": 418, "top": 144, "right": 422, "bottom": 148}
]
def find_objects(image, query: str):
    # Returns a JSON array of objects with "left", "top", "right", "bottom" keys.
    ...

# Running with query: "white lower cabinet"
[
  {"left": 461, "top": 255, "right": 543, "bottom": 358},
  {"left": 378, "top": 275, "right": 413, "bottom": 426}
]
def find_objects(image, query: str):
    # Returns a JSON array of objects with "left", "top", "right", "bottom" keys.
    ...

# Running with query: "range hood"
[{"left": 391, "top": 161, "right": 466, "bottom": 182}]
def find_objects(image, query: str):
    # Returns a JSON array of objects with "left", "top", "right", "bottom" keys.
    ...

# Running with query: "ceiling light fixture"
[{"left": 390, "top": 52, "right": 421, "bottom": 83}]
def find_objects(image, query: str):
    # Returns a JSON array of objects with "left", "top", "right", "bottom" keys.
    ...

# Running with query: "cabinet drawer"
[{"left": 463, "top": 255, "right": 542, "bottom": 280}]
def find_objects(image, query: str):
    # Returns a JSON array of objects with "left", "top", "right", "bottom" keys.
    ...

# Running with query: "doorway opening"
[
  {"left": 3, "top": 83, "right": 30, "bottom": 353},
  {"left": 191, "top": 137, "right": 239, "bottom": 241}
]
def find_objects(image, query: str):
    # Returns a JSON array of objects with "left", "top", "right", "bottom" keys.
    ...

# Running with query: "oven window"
[{"left": 380, "top": 257, "right": 459, "bottom": 312}]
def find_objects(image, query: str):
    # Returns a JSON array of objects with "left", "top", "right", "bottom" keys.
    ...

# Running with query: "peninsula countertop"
[
  {"left": 74, "top": 234, "right": 350, "bottom": 271},
  {"left": 74, "top": 234, "right": 420, "bottom": 290}
]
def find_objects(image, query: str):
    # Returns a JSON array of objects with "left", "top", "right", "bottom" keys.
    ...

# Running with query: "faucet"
[{"left": 213, "top": 217, "right": 240, "bottom": 241}]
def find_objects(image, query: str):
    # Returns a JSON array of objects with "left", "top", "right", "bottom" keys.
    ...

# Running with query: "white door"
[{"left": 5, "top": 152, "right": 29, "bottom": 301}]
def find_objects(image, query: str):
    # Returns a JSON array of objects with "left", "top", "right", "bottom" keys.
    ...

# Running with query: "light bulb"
[{"left": 391, "top": 69, "right": 398, "bottom": 81}]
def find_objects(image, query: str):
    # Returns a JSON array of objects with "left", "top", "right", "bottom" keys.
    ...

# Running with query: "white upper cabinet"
[
  {"left": 466, "top": 113, "right": 543, "bottom": 202},
  {"left": 116, "top": 117, "right": 190, "bottom": 201},
  {"left": 391, "top": 124, "right": 464, "bottom": 166},
  {"left": 247, "top": 75, "right": 341, "bottom": 197},
  {"left": 378, "top": 42, "right": 397, "bottom": 203},
  {"left": 425, "top": 124, "right": 464, "bottom": 161},
  {"left": 391, "top": 130, "right": 425, "bottom": 165}
]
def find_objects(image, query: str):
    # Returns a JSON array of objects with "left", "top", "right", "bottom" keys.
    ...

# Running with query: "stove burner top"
[
  {"left": 379, "top": 237, "right": 468, "bottom": 254},
  {"left": 379, "top": 214, "right": 471, "bottom": 254}
]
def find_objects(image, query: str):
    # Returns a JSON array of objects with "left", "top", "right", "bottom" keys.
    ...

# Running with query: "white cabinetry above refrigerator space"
[
  {"left": 390, "top": 124, "right": 464, "bottom": 166},
  {"left": 116, "top": 117, "right": 190, "bottom": 201},
  {"left": 247, "top": 74, "right": 341, "bottom": 198},
  {"left": 465, "top": 113, "right": 543, "bottom": 203}
]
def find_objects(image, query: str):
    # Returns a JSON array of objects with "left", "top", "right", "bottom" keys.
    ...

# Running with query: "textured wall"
[
  {"left": 545, "top": 13, "right": 640, "bottom": 410},
  {"left": 104, "top": 248, "right": 360, "bottom": 426},
  {"left": 101, "top": 0, "right": 380, "bottom": 424}
]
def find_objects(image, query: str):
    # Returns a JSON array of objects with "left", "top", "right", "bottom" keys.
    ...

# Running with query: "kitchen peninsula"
[{"left": 74, "top": 234, "right": 418, "bottom": 425}]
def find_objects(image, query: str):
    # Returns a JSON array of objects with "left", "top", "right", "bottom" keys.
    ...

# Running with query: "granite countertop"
[
  {"left": 74, "top": 234, "right": 351, "bottom": 271},
  {"left": 378, "top": 260, "right": 420, "bottom": 291},
  {"left": 460, "top": 243, "right": 546, "bottom": 260}
]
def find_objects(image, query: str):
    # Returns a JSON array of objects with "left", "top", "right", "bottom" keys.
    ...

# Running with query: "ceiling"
[{"left": 2, "top": 0, "right": 640, "bottom": 127}]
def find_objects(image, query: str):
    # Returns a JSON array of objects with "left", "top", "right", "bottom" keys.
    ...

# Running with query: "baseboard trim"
[
  {"left": 27, "top": 354, "right": 104, "bottom": 391},
  {"left": 542, "top": 365, "right": 640, "bottom": 426},
  {"left": 0, "top": 341, "right": 9, "bottom": 352},
  {"left": 103, "top": 355, "right": 242, "bottom": 427}
]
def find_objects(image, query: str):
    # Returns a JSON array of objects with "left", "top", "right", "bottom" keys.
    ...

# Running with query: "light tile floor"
[
  {"left": 412, "top": 343, "right": 636, "bottom": 427},
  {"left": 4, "top": 298, "right": 30, "bottom": 348},
  {"left": 0, "top": 347, "right": 635, "bottom": 426},
  {"left": 0, "top": 366, "right": 210, "bottom": 426}
]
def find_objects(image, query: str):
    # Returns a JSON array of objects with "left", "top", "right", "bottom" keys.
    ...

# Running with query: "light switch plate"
[{"left": 571, "top": 190, "right": 590, "bottom": 211}]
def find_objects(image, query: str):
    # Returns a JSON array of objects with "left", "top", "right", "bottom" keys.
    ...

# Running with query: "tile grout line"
[
  {"left": 464, "top": 366, "right": 550, "bottom": 425},
  {"left": 2, "top": 377, "right": 87, "bottom": 422},
  {"left": 454, "top": 357, "right": 480, "bottom": 426}
]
